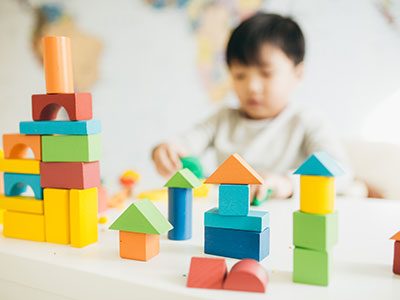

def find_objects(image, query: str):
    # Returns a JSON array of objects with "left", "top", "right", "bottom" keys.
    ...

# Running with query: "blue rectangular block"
[
  {"left": 168, "top": 187, "right": 192, "bottom": 240},
  {"left": 204, "top": 207, "right": 269, "bottom": 232},
  {"left": 19, "top": 120, "right": 101, "bottom": 135},
  {"left": 204, "top": 226, "right": 270, "bottom": 261},
  {"left": 4, "top": 173, "right": 43, "bottom": 200},
  {"left": 218, "top": 184, "right": 249, "bottom": 216}
]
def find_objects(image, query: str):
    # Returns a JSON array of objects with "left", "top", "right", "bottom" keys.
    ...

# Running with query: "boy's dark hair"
[{"left": 226, "top": 12, "right": 305, "bottom": 66}]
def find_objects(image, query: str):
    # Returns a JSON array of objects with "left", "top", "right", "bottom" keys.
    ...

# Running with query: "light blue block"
[
  {"left": 4, "top": 173, "right": 43, "bottom": 200},
  {"left": 19, "top": 120, "right": 101, "bottom": 135},
  {"left": 204, "top": 207, "right": 269, "bottom": 232},
  {"left": 293, "top": 152, "right": 345, "bottom": 177},
  {"left": 218, "top": 184, "right": 249, "bottom": 216},
  {"left": 168, "top": 187, "right": 192, "bottom": 240}
]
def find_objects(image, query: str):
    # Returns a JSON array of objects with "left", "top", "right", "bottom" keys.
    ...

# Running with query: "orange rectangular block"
[
  {"left": 119, "top": 231, "right": 159, "bottom": 261},
  {"left": 3, "top": 134, "right": 41, "bottom": 160}
]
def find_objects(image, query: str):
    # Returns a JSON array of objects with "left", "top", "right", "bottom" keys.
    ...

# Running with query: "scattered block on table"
[
  {"left": 218, "top": 184, "right": 249, "bottom": 216},
  {"left": 204, "top": 207, "right": 269, "bottom": 232},
  {"left": 223, "top": 259, "right": 268, "bottom": 293},
  {"left": 40, "top": 161, "right": 100, "bottom": 189},
  {"left": 299, "top": 175, "right": 335, "bottom": 214},
  {"left": 187, "top": 257, "right": 227, "bottom": 289},
  {"left": 293, "top": 210, "right": 338, "bottom": 251},
  {"left": 41, "top": 134, "right": 101, "bottom": 162},
  {"left": 0, "top": 194, "right": 43, "bottom": 214},
  {"left": 32, "top": 93, "right": 92, "bottom": 121},
  {"left": 294, "top": 152, "right": 345, "bottom": 177},
  {"left": 4, "top": 173, "right": 43, "bottom": 199},
  {"left": 70, "top": 187, "right": 98, "bottom": 248},
  {"left": 3, "top": 134, "right": 41, "bottom": 160},
  {"left": 164, "top": 168, "right": 202, "bottom": 189},
  {"left": 44, "top": 188, "right": 70, "bottom": 245},
  {"left": 390, "top": 231, "right": 400, "bottom": 275},
  {"left": 205, "top": 153, "right": 263, "bottom": 185},
  {"left": 20, "top": 120, "right": 101, "bottom": 135},
  {"left": 293, "top": 247, "right": 331, "bottom": 286},
  {"left": 118, "top": 231, "right": 160, "bottom": 261},
  {"left": 3, "top": 211, "right": 45, "bottom": 242},
  {"left": 0, "top": 158, "right": 40, "bottom": 174},
  {"left": 204, "top": 226, "right": 270, "bottom": 261}
]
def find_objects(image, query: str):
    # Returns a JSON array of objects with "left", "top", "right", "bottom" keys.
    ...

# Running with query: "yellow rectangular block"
[
  {"left": 0, "top": 209, "right": 4, "bottom": 224},
  {"left": 70, "top": 187, "right": 98, "bottom": 248},
  {"left": 0, "top": 158, "right": 40, "bottom": 174},
  {"left": 44, "top": 188, "right": 70, "bottom": 244},
  {"left": 3, "top": 211, "right": 45, "bottom": 241},
  {"left": 0, "top": 194, "right": 43, "bottom": 214},
  {"left": 300, "top": 175, "right": 335, "bottom": 214}
]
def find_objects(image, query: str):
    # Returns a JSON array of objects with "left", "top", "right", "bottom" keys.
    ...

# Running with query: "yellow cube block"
[
  {"left": 44, "top": 188, "right": 70, "bottom": 244},
  {"left": 0, "top": 194, "right": 43, "bottom": 214},
  {"left": 0, "top": 208, "right": 4, "bottom": 224},
  {"left": 0, "top": 158, "right": 40, "bottom": 174},
  {"left": 3, "top": 211, "right": 45, "bottom": 241},
  {"left": 300, "top": 175, "right": 335, "bottom": 214},
  {"left": 70, "top": 187, "right": 98, "bottom": 248}
]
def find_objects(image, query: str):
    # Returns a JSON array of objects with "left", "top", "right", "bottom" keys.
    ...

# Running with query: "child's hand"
[
  {"left": 152, "top": 143, "right": 184, "bottom": 178},
  {"left": 251, "top": 173, "right": 293, "bottom": 200}
]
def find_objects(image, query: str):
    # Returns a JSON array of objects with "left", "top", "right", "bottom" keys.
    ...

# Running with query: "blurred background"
[{"left": 1, "top": 0, "right": 400, "bottom": 198}]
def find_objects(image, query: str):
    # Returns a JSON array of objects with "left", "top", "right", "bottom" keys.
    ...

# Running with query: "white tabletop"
[{"left": 0, "top": 193, "right": 399, "bottom": 300}]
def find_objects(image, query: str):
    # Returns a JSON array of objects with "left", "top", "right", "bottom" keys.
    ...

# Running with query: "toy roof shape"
[
  {"left": 164, "top": 168, "right": 202, "bottom": 188},
  {"left": 293, "top": 152, "right": 345, "bottom": 177},
  {"left": 109, "top": 199, "right": 172, "bottom": 234},
  {"left": 390, "top": 231, "right": 400, "bottom": 241},
  {"left": 205, "top": 153, "right": 263, "bottom": 185}
]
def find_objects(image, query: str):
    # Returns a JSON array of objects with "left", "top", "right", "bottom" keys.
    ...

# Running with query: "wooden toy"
[
  {"left": 0, "top": 158, "right": 40, "bottom": 174},
  {"left": 218, "top": 184, "right": 249, "bottom": 216},
  {"left": 32, "top": 93, "right": 92, "bottom": 121},
  {"left": 41, "top": 134, "right": 101, "bottom": 162},
  {"left": 252, "top": 188, "right": 272, "bottom": 206},
  {"left": 3, "top": 134, "right": 41, "bottom": 160},
  {"left": 165, "top": 169, "right": 201, "bottom": 240},
  {"left": 390, "top": 231, "right": 400, "bottom": 275},
  {"left": 204, "top": 226, "right": 270, "bottom": 261},
  {"left": 293, "top": 210, "right": 338, "bottom": 251},
  {"left": 187, "top": 257, "right": 227, "bottom": 289},
  {"left": 293, "top": 248, "right": 330, "bottom": 286},
  {"left": 44, "top": 188, "right": 70, "bottom": 244},
  {"left": 42, "top": 36, "right": 74, "bottom": 94},
  {"left": 299, "top": 175, "right": 335, "bottom": 214},
  {"left": 4, "top": 173, "right": 43, "bottom": 199},
  {"left": 223, "top": 259, "right": 268, "bottom": 293},
  {"left": 40, "top": 161, "right": 100, "bottom": 189},
  {"left": 20, "top": 120, "right": 101, "bottom": 135},
  {"left": 204, "top": 208, "right": 269, "bottom": 232},
  {"left": 0, "top": 194, "right": 43, "bottom": 214},
  {"left": 109, "top": 200, "right": 172, "bottom": 261},
  {"left": 3, "top": 211, "right": 45, "bottom": 242},
  {"left": 180, "top": 156, "right": 204, "bottom": 178},
  {"left": 108, "top": 170, "right": 140, "bottom": 208},
  {"left": 294, "top": 152, "right": 345, "bottom": 177},
  {"left": 97, "top": 184, "right": 108, "bottom": 213}
]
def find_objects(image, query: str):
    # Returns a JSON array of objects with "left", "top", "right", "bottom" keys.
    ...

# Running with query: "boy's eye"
[
  {"left": 261, "top": 70, "right": 272, "bottom": 77},
  {"left": 233, "top": 73, "right": 246, "bottom": 80}
]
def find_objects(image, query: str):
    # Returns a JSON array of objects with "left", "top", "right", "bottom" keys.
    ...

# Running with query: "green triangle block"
[
  {"left": 109, "top": 199, "right": 173, "bottom": 234},
  {"left": 164, "top": 168, "right": 202, "bottom": 188}
]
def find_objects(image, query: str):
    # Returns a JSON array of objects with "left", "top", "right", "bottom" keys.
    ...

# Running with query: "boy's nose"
[{"left": 248, "top": 77, "right": 263, "bottom": 94}]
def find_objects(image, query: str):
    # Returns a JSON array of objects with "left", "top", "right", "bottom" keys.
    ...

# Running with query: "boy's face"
[{"left": 229, "top": 44, "right": 304, "bottom": 119}]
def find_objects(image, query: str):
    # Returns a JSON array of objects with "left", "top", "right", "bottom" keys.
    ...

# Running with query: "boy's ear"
[{"left": 294, "top": 62, "right": 305, "bottom": 80}]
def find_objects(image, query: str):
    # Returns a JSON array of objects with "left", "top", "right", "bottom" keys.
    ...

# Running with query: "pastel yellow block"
[
  {"left": 44, "top": 188, "right": 70, "bottom": 245},
  {"left": 0, "top": 158, "right": 40, "bottom": 174},
  {"left": 300, "top": 175, "right": 335, "bottom": 214},
  {"left": 70, "top": 187, "right": 98, "bottom": 248},
  {"left": 0, "top": 209, "right": 4, "bottom": 224},
  {"left": 3, "top": 211, "right": 45, "bottom": 241},
  {"left": 0, "top": 194, "right": 43, "bottom": 214}
]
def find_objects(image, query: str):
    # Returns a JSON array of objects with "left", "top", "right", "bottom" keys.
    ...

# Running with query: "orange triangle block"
[{"left": 205, "top": 153, "right": 263, "bottom": 185}]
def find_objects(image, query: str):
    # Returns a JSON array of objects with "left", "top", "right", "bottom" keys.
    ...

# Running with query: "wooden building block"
[
  {"left": 42, "top": 36, "right": 74, "bottom": 94},
  {"left": 168, "top": 188, "right": 192, "bottom": 240},
  {"left": 3, "top": 211, "right": 45, "bottom": 242},
  {"left": 294, "top": 152, "right": 345, "bottom": 177},
  {"left": 44, "top": 188, "right": 70, "bottom": 245},
  {"left": 70, "top": 187, "right": 98, "bottom": 248},
  {"left": 0, "top": 158, "right": 40, "bottom": 174},
  {"left": 300, "top": 175, "right": 335, "bottom": 214},
  {"left": 4, "top": 173, "right": 43, "bottom": 199},
  {"left": 0, "top": 194, "right": 43, "bottom": 214},
  {"left": 40, "top": 161, "right": 100, "bottom": 189},
  {"left": 41, "top": 134, "right": 101, "bottom": 162},
  {"left": 223, "top": 259, "right": 268, "bottom": 293},
  {"left": 187, "top": 257, "right": 227, "bottom": 289},
  {"left": 3, "top": 134, "right": 41, "bottom": 160},
  {"left": 98, "top": 185, "right": 108, "bottom": 213},
  {"left": 218, "top": 184, "right": 249, "bottom": 216},
  {"left": 204, "top": 227, "right": 270, "bottom": 261},
  {"left": 293, "top": 247, "right": 331, "bottom": 286},
  {"left": 394, "top": 241, "right": 400, "bottom": 275},
  {"left": 0, "top": 209, "right": 4, "bottom": 224},
  {"left": 293, "top": 210, "right": 338, "bottom": 251},
  {"left": 32, "top": 93, "right": 92, "bottom": 121},
  {"left": 20, "top": 120, "right": 101, "bottom": 135},
  {"left": 119, "top": 231, "right": 159, "bottom": 261}
]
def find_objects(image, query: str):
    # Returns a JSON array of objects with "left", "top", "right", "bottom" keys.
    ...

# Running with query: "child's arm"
[{"left": 251, "top": 173, "right": 293, "bottom": 201}]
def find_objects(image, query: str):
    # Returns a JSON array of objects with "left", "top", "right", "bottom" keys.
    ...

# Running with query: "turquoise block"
[
  {"left": 19, "top": 120, "right": 101, "bottom": 135},
  {"left": 204, "top": 207, "right": 269, "bottom": 232},
  {"left": 218, "top": 184, "right": 249, "bottom": 216},
  {"left": 4, "top": 173, "right": 43, "bottom": 200},
  {"left": 293, "top": 152, "right": 344, "bottom": 177}
]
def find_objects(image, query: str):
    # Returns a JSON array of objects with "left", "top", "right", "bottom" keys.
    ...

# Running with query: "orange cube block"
[{"left": 119, "top": 231, "right": 160, "bottom": 261}]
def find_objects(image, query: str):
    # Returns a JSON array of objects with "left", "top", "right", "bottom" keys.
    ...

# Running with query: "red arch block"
[
  {"left": 32, "top": 93, "right": 92, "bottom": 121},
  {"left": 3, "top": 134, "right": 41, "bottom": 160}
]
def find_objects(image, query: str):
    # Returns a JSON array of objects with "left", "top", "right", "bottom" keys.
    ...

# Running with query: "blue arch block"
[
  {"left": 4, "top": 173, "right": 43, "bottom": 200},
  {"left": 168, "top": 187, "right": 192, "bottom": 240}
]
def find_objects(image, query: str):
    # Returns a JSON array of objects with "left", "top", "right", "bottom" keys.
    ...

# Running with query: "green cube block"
[
  {"left": 293, "top": 210, "right": 338, "bottom": 251},
  {"left": 293, "top": 247, "right": 331, "bottom": 286},
  {"left": 42, "top": 134, "right": 101, "bottom": 162}
]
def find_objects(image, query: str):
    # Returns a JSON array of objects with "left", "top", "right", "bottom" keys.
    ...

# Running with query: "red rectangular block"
[
  {"left": 40, "top": 161, "right": 100, "bottom": 189},
  {"left": 394, "top": 241, "right": 400, "bottom": 275},
  {"left": 32, "top": 93, "right": 92, "bottom": 121}
]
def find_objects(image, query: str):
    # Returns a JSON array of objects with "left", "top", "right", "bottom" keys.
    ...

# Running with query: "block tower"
[
  {"left": 0, "top": 36, "right": 101, "bottom": 247},
  {"left": 292, "top": 152, "right": 344, "bottom": 286},
  {"left": 204, "top": 153, "right": 270, "bottom": 261}
]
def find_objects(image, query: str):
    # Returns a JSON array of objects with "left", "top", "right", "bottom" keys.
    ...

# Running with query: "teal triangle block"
[
  {"left": 294, "top": 152, "right": 345, "bottom": 177},
  {"left": 164, "top": 168, "right": 202, "bottom": 188}
]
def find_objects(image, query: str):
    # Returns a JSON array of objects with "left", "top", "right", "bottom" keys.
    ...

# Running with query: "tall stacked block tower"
[{"left": 0, "top": 36, "right": 101, "bottom": 247}]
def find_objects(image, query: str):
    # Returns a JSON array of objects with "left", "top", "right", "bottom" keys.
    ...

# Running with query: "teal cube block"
[{"left": 218, "top": 184, "right": 249, "bottom": 216}]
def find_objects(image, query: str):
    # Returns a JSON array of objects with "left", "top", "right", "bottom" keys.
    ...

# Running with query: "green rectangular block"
[
  {"left": 293, "top": 247, "right": 331, "bottom": 286},
  {"left": 42, "top": 134, "right": 101, "bottom": 162},
  {"left": 293, "top": 210, "right": 338, "bottom": 251}
]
